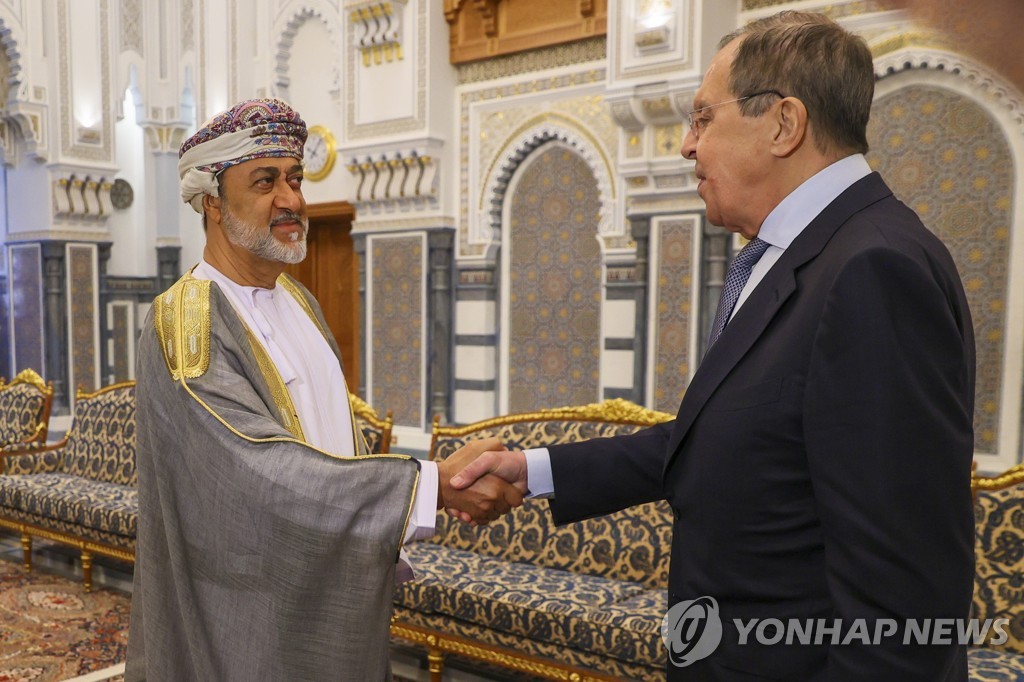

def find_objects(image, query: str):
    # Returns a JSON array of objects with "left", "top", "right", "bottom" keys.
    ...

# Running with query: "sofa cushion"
[
  {"left": 974, "top": 486, "right": 1024, "bottom": 655},
  {"left": 60, "top": 385, "right": 136, "bottom": 486},
  {"left": 401, "top": 543, "right": 666, "bottom": 667},
  {"left": 968, "top": 646, "right": 1024, "bottom": 680},
  {"left": 0, "top": 473, "right": 137, "bottom": 538}
]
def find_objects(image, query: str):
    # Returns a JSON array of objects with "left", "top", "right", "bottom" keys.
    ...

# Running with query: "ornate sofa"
[
  {"left": 0, "top": 369, "right": 54, "bottom": 466},
  {"left": 970, "top": 464, "right": 1024, "bottom": 680},
  {"left": 391, "top": 398, "right": 674, "bottom": 681},
  {"left": 391, "top": 400, "right": 1024, "bottom": 681},
  {"left": 0, "top": 382, "right": 136, "bottom": 591}
]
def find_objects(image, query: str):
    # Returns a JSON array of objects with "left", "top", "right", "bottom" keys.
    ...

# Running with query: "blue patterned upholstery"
[
  {"left": 0, "top": 381, "right": 48, "bottom": 448},
  {"left": 59, "top": 385, "right": 136, "bottom": 486},
  {"left": 0, "top": 473, "right": 136, "bottom": 538},
  {"left": 392, "top": 402, "right": 675, "bottom": 679},
  {"left": 431, "top": 418, "right": 672, "bottom": 589},
  {"left": 0, "top": 382, "right": 138, "bottom": 577},
  {"left": 968, "top": 647, "right": 1024, "bottom": 680},
  {"left": 972, "top": 479, "right": 1024, "bottom": 676},
  {"left": 399, "top": 542, "right": 666, "bottom": 668}
]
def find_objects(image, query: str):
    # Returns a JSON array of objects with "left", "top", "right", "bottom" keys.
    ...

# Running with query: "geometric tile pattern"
[
  {"left": 8, "top": 245, "right": 44, "bottom": 375},
  {"left": 867, "top": 85, "right": 1013, "bottom": 454},
  {"left": 507, "top": 145, "right": 601, "bottom": 412},
  {"left": 371, "top": 235, "right": 424, "bottom": 427},
  {"left": 651, "top": 219, "right": 696, "bottom": 414},
  {"left": 67, "top": 245, "right": 99, "bottom": 395}
]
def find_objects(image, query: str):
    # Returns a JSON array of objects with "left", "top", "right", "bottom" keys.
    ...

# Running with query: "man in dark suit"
[{"left": 450, "top": 11, "right": 976, "bottom": 681}]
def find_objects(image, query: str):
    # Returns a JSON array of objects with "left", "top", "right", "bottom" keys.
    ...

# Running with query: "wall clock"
[{"left": 303, "top": 125, "right": 337, "bottom": 182}]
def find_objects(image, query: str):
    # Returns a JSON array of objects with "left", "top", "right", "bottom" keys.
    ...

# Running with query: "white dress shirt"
[
  {"left": 523, "top": 154, "right": 873, "bottom": 496},
  {"left": 192, "top": 260, "right": 437, "bottom": 543}
]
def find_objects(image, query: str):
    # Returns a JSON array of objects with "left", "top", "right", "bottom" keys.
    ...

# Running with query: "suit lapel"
[{"left": 663, "top": 173, "right": 893, "bottom": 472}]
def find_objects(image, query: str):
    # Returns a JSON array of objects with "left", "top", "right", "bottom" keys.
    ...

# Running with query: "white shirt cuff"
[
  {"left": 404, "top": 460, "right": 438, "bottom": 543},
  {"left": 523, "top": 448, "right": 555, "bottom": 498}
]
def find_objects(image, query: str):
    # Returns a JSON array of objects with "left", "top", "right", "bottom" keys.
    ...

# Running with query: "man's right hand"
[
  {"left": 436, "top": 439, "right": 523, "bottom": 525},
  {"left": 447, "top": 449, "right": 529, "bottom": 523}
]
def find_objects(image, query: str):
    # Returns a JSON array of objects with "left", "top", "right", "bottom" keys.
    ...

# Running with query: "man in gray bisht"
[{"left": 126, "top": 98, "right": 521, "bottom": 681}]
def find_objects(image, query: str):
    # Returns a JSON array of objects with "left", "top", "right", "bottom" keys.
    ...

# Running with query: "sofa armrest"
[{"left": 0, "top": 440, "right": 65, "bottom": 475}]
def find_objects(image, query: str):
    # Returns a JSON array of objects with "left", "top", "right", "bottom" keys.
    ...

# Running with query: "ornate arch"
[
  {"left": 476, "top": 114, "right": 618, "bottom": 249},
  {"left": 273, "top": 2, "right": 341, "bottom": 101},
  {"left": 871, "top": 40, "right": 1024, "bottom": 135}
]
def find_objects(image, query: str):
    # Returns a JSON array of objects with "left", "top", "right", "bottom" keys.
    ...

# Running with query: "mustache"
[{"left": 270, "top": 211, "right": 304, "bottom": 227}]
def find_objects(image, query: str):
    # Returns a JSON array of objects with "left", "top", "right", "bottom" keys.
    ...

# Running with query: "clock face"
[{"left": 303, "top": 125, "right": 336, "bottom": 182}]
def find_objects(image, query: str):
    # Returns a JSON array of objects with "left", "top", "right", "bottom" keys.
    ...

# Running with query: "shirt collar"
[{"left": 757, "top": 154, "right": 872, "bottom": 250}]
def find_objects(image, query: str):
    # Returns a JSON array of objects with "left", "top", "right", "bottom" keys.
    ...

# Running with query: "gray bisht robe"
[{"left": 126, "top": 272, "right": 420, "bottom": 681}]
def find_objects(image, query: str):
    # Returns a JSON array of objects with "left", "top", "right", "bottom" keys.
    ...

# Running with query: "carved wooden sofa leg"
[
  {"left": 81, "top": 549, "right": 93, "bottom": 593},
  {"left": 427, "top": 647, "right": 445, "bottom": 682},
  {"left": 20, "top": 532, "right": 31, "bottom": 572}
]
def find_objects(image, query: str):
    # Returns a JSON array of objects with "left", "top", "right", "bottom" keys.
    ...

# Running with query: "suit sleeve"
[
  {"left": 803, "top": 245, "right": 975, "bottom": 680},
  {"left": 547, "top": 421, "right": 673, "bottom": 525}
]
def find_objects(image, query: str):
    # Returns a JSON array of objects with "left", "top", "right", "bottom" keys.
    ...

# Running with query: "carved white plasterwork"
[
  {"left": 872, "top": 46, "right": 1024, "bottom": 135},
  {"left": 58, "top": 0, "right": 113, "bottom": 163},
  {"left": 0, "top": 12, "right": 25, "bottom": 96},
  {"left": 181, "top": 0, "right": 195, "bottom": 51},
  {"left": 274, "top": 1, "right": 342, "bottom": 102},
  {"left": 120, "top": 0, "right": 143, "bottom": 54},
  {"left": 345, "top": 0, "right": 425, "bottom": 139},
  {"left": 458, "top": 68, "right": 615, "bottom": 260}
]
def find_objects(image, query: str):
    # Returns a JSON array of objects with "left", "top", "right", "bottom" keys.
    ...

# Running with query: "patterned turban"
[{"left": 178, "top": 98, "right": 307, "bottom": 213}]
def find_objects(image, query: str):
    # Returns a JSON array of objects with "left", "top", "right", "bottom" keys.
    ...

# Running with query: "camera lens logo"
[{"left": 661, "top": 596, "right": 723, "bottom": 667}]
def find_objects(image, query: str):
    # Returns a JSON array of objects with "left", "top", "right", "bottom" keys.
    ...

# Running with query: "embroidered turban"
[{"left": 178, "top": 98, "right": 307, "bottom": 213}]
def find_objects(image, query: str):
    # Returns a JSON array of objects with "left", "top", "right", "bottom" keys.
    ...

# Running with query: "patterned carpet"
[{"left": 0, "top": 558, "right": 130, "bottom": 681}]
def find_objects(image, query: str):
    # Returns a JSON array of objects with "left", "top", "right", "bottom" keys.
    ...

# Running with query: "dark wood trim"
[{"left": 307, "top": 200, "right": 356, "bottom": 221}]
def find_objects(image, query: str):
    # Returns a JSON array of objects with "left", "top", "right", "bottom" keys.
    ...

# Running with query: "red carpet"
[{"left": 0, "top": 559, "right": 130, "bottom": 681}]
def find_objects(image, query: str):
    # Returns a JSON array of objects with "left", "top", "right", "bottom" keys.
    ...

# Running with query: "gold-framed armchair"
[
  {"left": 349, "top": 394, "right": 394, "bottom": 454},
  {"left": 0, "top": 369, "right": 54, "bottom": 470}
]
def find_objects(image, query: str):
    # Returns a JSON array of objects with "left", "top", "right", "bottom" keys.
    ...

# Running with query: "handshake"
[{"left": 434, "top": 438, "right": 529, "bottom": 525}]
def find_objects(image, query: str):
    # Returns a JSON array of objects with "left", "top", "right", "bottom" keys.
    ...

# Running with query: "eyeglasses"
[{"left": 686, "top": 90, "right": 785, "bottom": 139}]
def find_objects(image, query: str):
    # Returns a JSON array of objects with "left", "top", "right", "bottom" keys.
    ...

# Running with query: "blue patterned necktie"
[{"left": 708, "top": 237, "right": 771, "bottom": 347}]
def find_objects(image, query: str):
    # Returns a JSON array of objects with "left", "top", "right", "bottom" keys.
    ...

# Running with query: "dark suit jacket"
[{"left": 548, "top": 173, "right": 976, "bottom": 681}]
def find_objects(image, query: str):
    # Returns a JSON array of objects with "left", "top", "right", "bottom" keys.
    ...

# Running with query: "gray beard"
[{"left": 222, "top": 207, "right": 308, "bottom": 264}]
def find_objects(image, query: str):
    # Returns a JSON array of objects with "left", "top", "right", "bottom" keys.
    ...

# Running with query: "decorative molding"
[
  {"left": 352, "top": 215, "right": 456, "bottom": 234},
  {"left": 346, "top": 141, "right": 442, "bottom": 214},
  {"left": 349, "top": 0, "right": 406, "bottom": 66},
  {"left": 274, "top": 2, "right": 342, "bottom": 100},
  {"left": 53, "top": 174, "right": 114, "bottom": 220},
  {"left": 456, "top": 35, "right": 606, "bottom": 85},
  {"left": 872, "top": 46, "right": 1024, "bottom": 134},
  {"left": 142, "top": 124, "right": 189, "bottom": 154}
]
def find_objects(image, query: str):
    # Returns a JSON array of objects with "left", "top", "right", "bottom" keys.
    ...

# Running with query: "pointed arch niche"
[
  {"left": 870, "top": 46, "right": 1024, "bottom": 472},
  {"left": 499, "top": 140, "right": 603, "bottom": 414}
]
